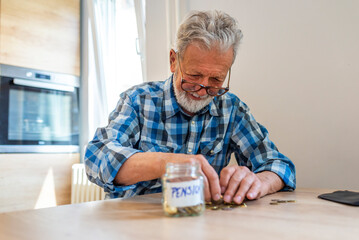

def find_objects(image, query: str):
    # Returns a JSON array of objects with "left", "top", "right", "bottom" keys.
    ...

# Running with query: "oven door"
[{"left": 0, "top": 76, "right": 79, "bottom": 153}]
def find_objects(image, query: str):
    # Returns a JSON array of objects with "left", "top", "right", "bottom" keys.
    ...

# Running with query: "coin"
[
  {"left": 269, "top": 199, "right": 296, "bottom": 205},
  {"left": 210, "top": 206, "right": 220, "bottom": 210},
  {"left": 221, "top": 206, "right": 234, "bottom": 211},
  {"left": 165, "top": 205, "right": 178, "bottom": 214},
  {"left": 206, "top": 196, "right": 247, "bottom": 211}
]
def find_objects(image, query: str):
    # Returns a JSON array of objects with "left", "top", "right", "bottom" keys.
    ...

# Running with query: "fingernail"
[
  {"left": 213, "top": 194, "right": 220, "bottom": 201},
  {"left": 234, "top": 196, "right": 242, "bottom": 203},
  {"left": 224, "top": 195, "right": 231, "bottom": 203},
  {"left": 221, "top": 187, "right": 225, "bottom": 193}
]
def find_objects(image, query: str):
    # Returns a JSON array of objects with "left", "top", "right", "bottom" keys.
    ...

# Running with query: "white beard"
[{"left": 173, "top": 82, "right": 214, "bottom": 114}]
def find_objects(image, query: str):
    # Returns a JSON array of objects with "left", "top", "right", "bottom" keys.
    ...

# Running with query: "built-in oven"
[{"left": 0, "top": 64, "right": 80, "bottom": 153}]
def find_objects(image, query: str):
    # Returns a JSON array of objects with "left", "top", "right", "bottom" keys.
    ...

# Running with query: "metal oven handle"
[{"left": 13, "top": 78, "right": 75, "bottom": 92}]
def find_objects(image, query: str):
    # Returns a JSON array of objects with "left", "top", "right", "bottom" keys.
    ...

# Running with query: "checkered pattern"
[{"left": 84, "top": 76, "right": 296, "bottom": 199}]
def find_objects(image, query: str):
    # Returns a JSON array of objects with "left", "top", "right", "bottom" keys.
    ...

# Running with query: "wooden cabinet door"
[
  {"left": 0, "top": 153, "right": 80, "bottom": 213},
  {"left": 0, "top": 0, "right": 80, "bottom": 76}
]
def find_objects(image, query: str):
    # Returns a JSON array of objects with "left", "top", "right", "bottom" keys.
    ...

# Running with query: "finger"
[
  {"left": 245, "top": 179, "right": 261, "bottom": 200},
  {"left": 197, "top": 155, "right": 221, "bottom": 201},
  {"left": 233, "top": 173, "right": 256, "bottom": 204},
  {"left": 223, "top": 169, "right": 244, "bottom": 203},
  {"left": 224, "top": 167, "right": 251, "bottom": 203},
  {"left": 219, "top": 166, "right": 236, "bottom": 194},
  {"left": 185, "top": 157, "right": 212, "bottom": 201},
  {"left": 200, "top": 169, "right": 212, "bottom": 202}
]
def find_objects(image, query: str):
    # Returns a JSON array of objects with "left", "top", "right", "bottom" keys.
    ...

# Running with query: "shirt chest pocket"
[{"left": 199, "top": 138, "right": 224, "bottom": 160}]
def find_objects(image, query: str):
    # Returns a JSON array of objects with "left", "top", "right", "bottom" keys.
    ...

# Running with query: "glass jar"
[{"left": 161, "top": 162, "right": 205, "bottom": 217}]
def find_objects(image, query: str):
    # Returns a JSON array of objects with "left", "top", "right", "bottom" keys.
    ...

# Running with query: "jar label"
[{"left": 165, "top": 179, "right": 202, "bottom": 207}]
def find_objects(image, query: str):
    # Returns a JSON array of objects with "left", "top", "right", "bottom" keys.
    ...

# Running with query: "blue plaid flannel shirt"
[{"left": 84, "top": 76, "right": 296, "bottom": 199}]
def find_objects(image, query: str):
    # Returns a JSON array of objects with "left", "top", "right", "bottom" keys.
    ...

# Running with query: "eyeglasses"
[{"left": 177, "top": 54, "right": 231, "bottom": 97}]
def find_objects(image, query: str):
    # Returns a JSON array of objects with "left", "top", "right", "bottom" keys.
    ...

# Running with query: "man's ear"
[{"left": 169, "top": 49, "right": 177, "bottom": 73}]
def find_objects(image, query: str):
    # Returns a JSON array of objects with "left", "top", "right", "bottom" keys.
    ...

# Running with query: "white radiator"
[{"left": 71, "top": 163, "right": 105, "bottom": 204}]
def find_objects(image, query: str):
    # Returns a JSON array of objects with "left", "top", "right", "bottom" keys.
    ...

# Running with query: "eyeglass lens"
[{"left": 181, "top": 81, "right": 227, "bottom": 96}]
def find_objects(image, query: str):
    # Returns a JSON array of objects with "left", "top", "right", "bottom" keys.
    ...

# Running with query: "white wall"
[
  {"left": 145, "top": 1, "right": 170, "bottom": 81},
  {"left": 146, "top": 0, "right": 359, "bottom": 190}
]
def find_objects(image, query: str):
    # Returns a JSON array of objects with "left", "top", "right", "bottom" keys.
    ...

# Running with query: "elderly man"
[{"left": 85, "top": 10, "right": 296, "bottom": 204}]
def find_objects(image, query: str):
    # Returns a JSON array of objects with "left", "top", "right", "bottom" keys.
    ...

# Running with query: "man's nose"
[
  {"left": 196, "top": 87, "right": 208, "bottom": 96},
  {"left": 197, "top": 78, "right": 210, "bottom": 96}
]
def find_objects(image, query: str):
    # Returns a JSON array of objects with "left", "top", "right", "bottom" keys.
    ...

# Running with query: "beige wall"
[{"left": 146, "top": 0, "right": 359, "bottom": 189}]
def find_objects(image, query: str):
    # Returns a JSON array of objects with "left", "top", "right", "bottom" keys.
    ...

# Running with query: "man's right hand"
[{"left": 115, "top": 152, "right": 221, "bottom": 202}]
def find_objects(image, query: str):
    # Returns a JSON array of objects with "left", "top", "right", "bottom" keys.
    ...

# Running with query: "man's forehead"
[
  {"left": 182, "top": 42, "right": 233, "bottom": 60},
  {"left": 180, "top": 44, "right": 233, "bottom": 74}
]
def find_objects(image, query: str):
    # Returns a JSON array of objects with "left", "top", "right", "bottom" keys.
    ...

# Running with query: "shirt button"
[
  {"left": 210, "top": 150, "right": 214, "bottom": 155},
  {"left": 191, "top": 121, "right": 195, "bottom": 125},
  {"left": 188, "top": 149, "right": 192, "bottom": 153}
]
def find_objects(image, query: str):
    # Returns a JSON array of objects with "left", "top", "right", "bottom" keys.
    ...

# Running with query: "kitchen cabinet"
[
  {"left": 0, "top": 153, "right": 79, "bottom": 213},
  {"left": 0, "top": 0, "right": 80, "bottom": 76},
  {"left": 0, "top": 0, "right": 81, "bottom": 213}
]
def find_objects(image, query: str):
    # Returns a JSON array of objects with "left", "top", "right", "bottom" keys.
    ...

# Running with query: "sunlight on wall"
[{"left": 34, "top": 167, "right": 57, "bottom": 209}]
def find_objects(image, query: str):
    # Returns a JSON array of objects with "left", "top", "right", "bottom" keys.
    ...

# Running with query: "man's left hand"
[{"left": 219, "top": 166, "right": 284, "bottom": 204}]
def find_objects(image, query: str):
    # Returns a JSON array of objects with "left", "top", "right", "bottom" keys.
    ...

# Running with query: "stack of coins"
[
  {"left": 205, "top": 197, "right": 247, "bottom": 211},
  {"left": 270, "top": 199, "right": 296, "bottom": 205}
]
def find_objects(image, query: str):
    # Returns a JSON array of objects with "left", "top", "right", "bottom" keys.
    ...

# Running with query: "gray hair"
[{"left": 175, "top": 10, "right": 243, "bottom": 63}]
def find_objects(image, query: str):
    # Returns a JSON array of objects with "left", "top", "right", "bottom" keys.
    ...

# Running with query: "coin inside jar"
[{"left": 162, "top": 163, "right": 205, "bottom": 217}]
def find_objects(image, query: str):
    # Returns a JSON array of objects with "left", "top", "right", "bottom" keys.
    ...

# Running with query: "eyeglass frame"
[{"left": 176, "top": 53, "right": 231, "bottom": 97}]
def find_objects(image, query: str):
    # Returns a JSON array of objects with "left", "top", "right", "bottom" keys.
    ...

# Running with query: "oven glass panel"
[{"left": 8, "top": 86, "right": 78, "bottom": 144}]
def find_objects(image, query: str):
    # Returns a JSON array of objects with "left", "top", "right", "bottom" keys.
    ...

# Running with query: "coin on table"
[
  {"left": 213, "top": 199, "right": 223, "bottom": 205},
  {"left": 210, "top": 206, "right": 220, "bottom": 210},
  {"left": 229, "top": 204, "right": 240, "bottom": 208},
  {"left": 221, "top": 206, "right": 234, "bottom": 211}
]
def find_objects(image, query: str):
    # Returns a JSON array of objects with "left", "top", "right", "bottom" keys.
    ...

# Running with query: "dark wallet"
[{"left": 318, "top": 190, "right": 359, "bottom": 206}]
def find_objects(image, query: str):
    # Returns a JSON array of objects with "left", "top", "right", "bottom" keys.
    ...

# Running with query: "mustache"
[{"left": 190, "top": 92, "right": 210, "bottom": 100}]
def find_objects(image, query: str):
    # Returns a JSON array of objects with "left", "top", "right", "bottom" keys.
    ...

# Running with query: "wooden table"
[{"left": 0, "top": 188, "right": 358, "bottom": 240}]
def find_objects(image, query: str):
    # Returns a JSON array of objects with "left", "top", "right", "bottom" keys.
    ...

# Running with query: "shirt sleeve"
[
  {"left": 231, "top": 104, "right": 296, "bottom": 191},
  {"left": 84, "top": 94, "right": 142, "bottom": 194}
]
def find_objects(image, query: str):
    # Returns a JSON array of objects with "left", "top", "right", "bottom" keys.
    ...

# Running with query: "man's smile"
[{"left": 187, "top": 92, "right": 209, "bottom": 101}]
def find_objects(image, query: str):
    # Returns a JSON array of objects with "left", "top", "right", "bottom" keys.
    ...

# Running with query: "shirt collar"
[
  {"left": 162, "top": 75, "right": 223, "bottom": 120},
  {"left": 162, "top": 75, "right": 180, "bottom": 120},
  {"left": 209, "top": 98, "right": 222, "bottom": 117}
]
